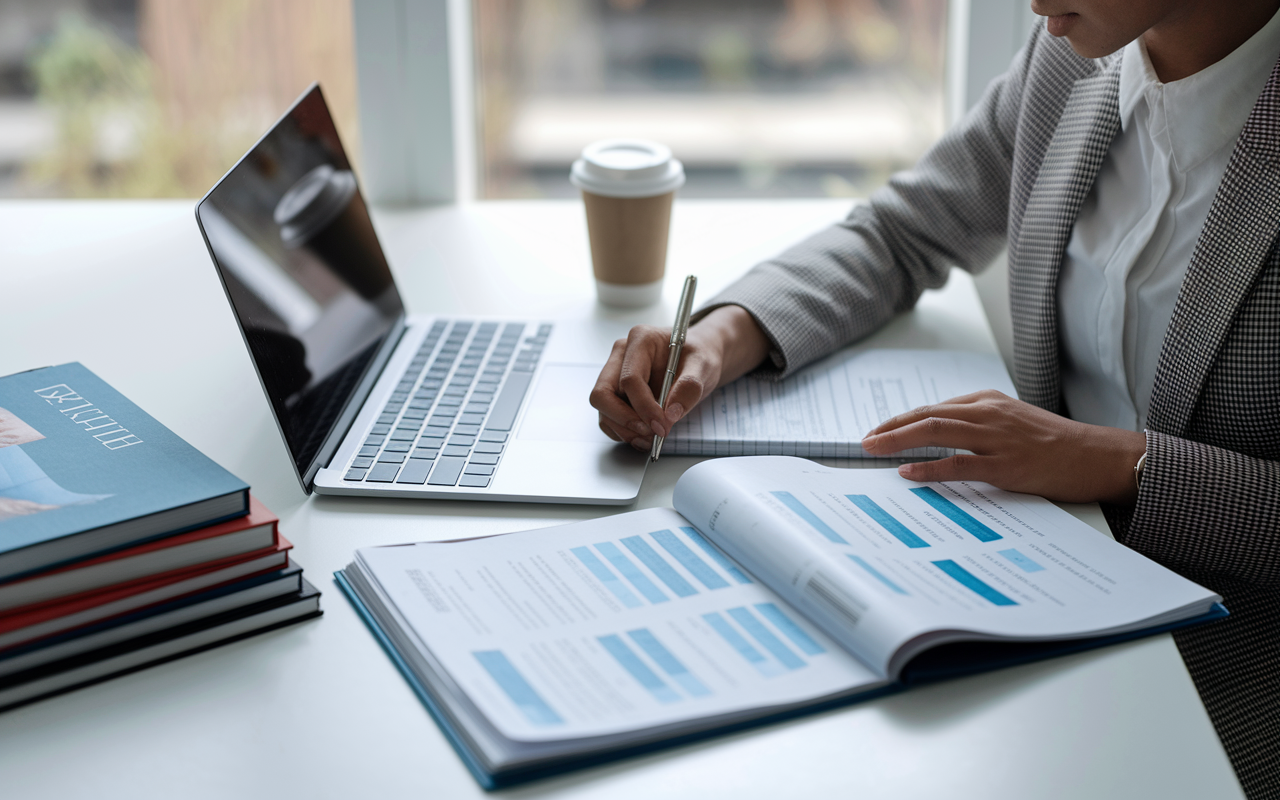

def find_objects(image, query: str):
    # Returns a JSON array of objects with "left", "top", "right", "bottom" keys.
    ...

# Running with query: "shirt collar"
[{"left": 1117, "top": 7, "right": 1280, "bottom": 172}]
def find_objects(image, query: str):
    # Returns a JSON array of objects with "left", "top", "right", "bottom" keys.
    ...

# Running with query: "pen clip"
[{"left": 670, "top": 275, "right": 697, "bottom": 346}]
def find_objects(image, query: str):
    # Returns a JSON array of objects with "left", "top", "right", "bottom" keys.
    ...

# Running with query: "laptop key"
[
  {"left": 459, "top": 474, "right": 491, "bottom": 488},
  {"left": 480, "top": 430, "right": 508, "bottom": 442},
  {"left": 396, "top": 458, "right": 434, "bottom": 484},
  {"left": 427, "top": 456, "right": 467, "bottom": 486},
  {"left": 487, "top": 370, "right": 533, "bottom": 431},
  {"left": 460, "top": 413, "right": 486, "bottom": 426},
  {"left": 384, "top": 441, "right": 412, "bottom": 453},
  {"left": 470, "top": 453, "right": 500, "bottom": 465},
  {"left": 366, "top": 462, "right": 402, "bottom": 482},
  {"left": 449, "top": 435, "right": 476, "bottom": 446},
  {"left": 359, "top": 445, "right": 380, "bottom": 457},
  {"left": 364, "top": 435, "right": 385, "bottom": 446},
  {"left": 412, "top": 447, "right": 439, "bottom": 459},
  {"left": 464, "top": 464, "right": 495, "bottom": 476},
  {"left": 474, "top": 442, "right": 503, "bottom": 454},
  {"left": 463, "top": 403, "right": 490, "bottom": 415},
  {"left": 454, "top": 424, "right": 481, "bottom": 435},
  {"left": 344, "top": 468, "right": 367, "bottom": 481},
  {"left": 377, "top": 452, "right": 406, "bottom": 463},
  {"left": 443, "top": 445, "right": 470, "bottom": 457},
  {"left": 351, "top": 456, "right": 375, "bottom": 468}
]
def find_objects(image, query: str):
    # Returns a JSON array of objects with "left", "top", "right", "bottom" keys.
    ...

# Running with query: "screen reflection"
[{"left": 197, "top": 86, "right": 403, "bottom": 479}]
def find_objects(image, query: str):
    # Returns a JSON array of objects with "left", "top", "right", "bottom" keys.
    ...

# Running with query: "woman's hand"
[
  {"left": 860, "top": 390, "right": 1147, "bottom": 505},
  {"left": 590, "top": 305, "right": 770, "bottom": 451}
]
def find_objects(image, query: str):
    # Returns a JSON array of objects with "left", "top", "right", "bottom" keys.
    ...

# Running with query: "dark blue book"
[{"left": 0, "top": 363, "right": 249, "bottom": 582}]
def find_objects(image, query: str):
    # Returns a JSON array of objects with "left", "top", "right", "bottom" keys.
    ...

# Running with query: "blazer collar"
[
  {"left": 1145, "top": 53, "right": 1280, "bottom": 436},
  {"left": 1010, "top": 57, "right": 1122, "bottom": 412}
]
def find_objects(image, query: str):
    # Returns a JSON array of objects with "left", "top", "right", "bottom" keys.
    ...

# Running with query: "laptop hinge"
[{"left": 302, "top": 316, "right": 409, "bottom": 492}]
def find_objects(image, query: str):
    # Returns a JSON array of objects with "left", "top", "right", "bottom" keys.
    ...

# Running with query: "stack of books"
[{"left": 0, "top": 363, "right": 321, "bottom": 711}]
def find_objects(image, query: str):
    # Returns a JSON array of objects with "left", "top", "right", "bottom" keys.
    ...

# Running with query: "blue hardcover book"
[{"left": 0, "top": 363, "right": 249, "bottom": 582}]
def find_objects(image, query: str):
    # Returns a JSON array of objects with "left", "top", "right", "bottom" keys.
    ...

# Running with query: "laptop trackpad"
[{"left": 517, "top": 364, "right": 613, "bottom": 443}]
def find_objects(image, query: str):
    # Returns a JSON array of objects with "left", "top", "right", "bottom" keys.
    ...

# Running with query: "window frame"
[{"left": 351, "top": 0, "right": 1036, "bottom": 206}]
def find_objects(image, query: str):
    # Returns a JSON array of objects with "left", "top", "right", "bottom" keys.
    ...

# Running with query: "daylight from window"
[
  {"left": 474, "top": 0, "right": 949, "bottom": 198},
  {"left": 0, "top": 0, "right": 358, "bottom": 199}
]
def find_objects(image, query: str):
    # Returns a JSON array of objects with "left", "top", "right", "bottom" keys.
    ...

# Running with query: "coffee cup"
[
  {"left": 570, "top": 139, "right": 685, "bottom": 307},
  {"left": 274, "top": 164, "right": 394, "bottom": 303}
]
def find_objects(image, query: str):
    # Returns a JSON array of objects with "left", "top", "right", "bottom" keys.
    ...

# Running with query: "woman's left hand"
[{"left": 860, "top": 390, "right": 1147, "bottom": 505}]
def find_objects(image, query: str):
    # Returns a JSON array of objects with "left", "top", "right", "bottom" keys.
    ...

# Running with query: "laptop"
[{"left": 195, "top": 85, "right": 648, "bottom": 505}]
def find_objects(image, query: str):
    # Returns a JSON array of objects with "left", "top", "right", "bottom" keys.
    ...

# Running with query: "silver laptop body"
[{"left": 195, "top": 85, "right": 647, "bottom": 505}]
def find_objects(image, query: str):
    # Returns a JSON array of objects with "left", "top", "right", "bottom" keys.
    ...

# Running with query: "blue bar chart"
[
  {"left": 627, "top": 628, "right": 712, "bottom": 697},
  {"left": 598, "top": 635, "right": 681, "bottom": 703},
  {"left": 594, "top": 541, "right": 669, "bottom": 604},
  {"left": 702, "top": 611, "right": 783, "bottom": 677},
  {"left": 680, "top": 527, "right": 753, "bottom": 584},
  {"left": 754, "top": 603, "right": 826, "bottom": 655},
  {"left": 727, "top": 607, "right": 805, "bottom": 670},
  {"left": 910, "top": 487, "right": 1002, "bottom": 542},
  {"left": 999, "top": 548, "right": 1045, "bottom": 573},
  {"left": 847, "top": 554, "right": 909, "bottom": 595},
  {"left": 571, "top": 546, "right": 642, "bottom": 608},
  {"left": 932, "top": 559, "right": 1018, "bottom": 606},
  {"left": 621, "top": 535, "right": 699, "bottom": 598},
  {"left": 473, "top": 650, "right": 564, "bottom": 726},
  {"left": 771, "top": 491, "right": 848, "bottom": 544},
  {"left": 650, "top": 529, "right": 730, "bottom": 590},
  {"left": 846, "top": 495, "right": 930, "bottom": 548}
]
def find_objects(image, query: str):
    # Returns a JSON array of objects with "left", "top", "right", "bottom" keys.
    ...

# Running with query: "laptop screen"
[{"left": 196, "top": 85, "right": 404, "bottom": 482}]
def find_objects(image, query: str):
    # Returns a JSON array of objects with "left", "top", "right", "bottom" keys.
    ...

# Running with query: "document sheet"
[
  {"left": 663, "top": 349, "right": 1016, "bottom": 457},
  {"left": 672, "top": 458, "right": 1219, "bottom": 677},
  {"left": 354, "top": 508, "right": 882, "bottom": 743}
]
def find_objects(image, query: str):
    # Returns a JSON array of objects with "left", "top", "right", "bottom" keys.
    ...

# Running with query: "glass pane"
[
  {"left": 0, "top": 0, "right": 358, "bottom": 199},
  {"left": 474, "top": 0, "right": 948, "bottom": 199}
]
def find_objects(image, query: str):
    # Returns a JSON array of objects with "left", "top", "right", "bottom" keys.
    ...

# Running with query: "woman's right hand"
[{"left": 589, "top": 305, "right": 771, "bottom": 451}]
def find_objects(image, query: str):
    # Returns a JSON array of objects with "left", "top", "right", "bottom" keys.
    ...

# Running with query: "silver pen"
[{"left": 650, "top": 275, "right": 698, "bottom": 462}]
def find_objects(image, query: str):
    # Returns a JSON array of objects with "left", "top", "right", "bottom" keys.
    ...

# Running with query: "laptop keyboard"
[{"left": 341, "top": 319, "right": 551, "bottom": 488}]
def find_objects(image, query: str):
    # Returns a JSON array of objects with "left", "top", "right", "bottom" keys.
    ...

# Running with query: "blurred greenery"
[{"left": 25, "top": 13, "right": 246, "bottom": 198}]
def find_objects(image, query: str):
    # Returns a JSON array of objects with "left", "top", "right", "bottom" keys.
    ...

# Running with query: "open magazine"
[{"left": 336, "top": 457, "right": 1225, "bottom": 788}]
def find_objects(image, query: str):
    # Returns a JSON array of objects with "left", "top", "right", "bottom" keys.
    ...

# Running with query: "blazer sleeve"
[
  {"left": 699, "top": 31, "right": 1046, "bottom": 380},
  {"left": 1123, "top": 431, "right": 1280, "bottom": 586}
]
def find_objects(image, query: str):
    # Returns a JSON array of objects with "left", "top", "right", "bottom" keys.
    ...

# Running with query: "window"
[
  {"left": 0, "top": 0, "right": 358, "bottom": 199},
  {"left": 473, "top": 0, "right": 949, "bottom": 199}
]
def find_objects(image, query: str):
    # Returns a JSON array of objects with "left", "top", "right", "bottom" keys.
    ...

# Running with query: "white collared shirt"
[{"left": 1057, "top": 10, "right": 1280, "bottom": 432}]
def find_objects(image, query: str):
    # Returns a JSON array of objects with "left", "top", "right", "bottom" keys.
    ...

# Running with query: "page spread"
[
  {"left": 663, "top": 349, "right": 1016, "bottom": 457},
  {"left": 672, "top": 458, "right": 1220, "bottom": 678},
  {"left": 353, "top": 508, "right": 882, "bottom": 744}
]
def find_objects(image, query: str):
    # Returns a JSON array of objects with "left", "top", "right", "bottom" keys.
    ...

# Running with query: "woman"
[{"left": 590, "top": 2, "right": 1280, "bottom": 796}]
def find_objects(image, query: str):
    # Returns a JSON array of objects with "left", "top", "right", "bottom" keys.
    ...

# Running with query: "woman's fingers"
[
  {"left": 897, "top": 453, "right": 995, "bottom": 483},
  {"left": 862, "top": 417, "right": 990, "bottom": 456},
  {"left": 864, "top": 390, "right": 1011, "bottom": 437}
]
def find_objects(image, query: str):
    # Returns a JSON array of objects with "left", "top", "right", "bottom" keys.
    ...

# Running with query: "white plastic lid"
[
  {"left": 274, "top": 164, "right": 357, "bottom": 247},
  {"left": 570, "top": 139, "right": 686, "bottom": 198}
]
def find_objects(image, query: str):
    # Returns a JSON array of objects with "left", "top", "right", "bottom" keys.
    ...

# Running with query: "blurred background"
[{"left": 0, "top": 0, "right": 947, "bottom": 200}]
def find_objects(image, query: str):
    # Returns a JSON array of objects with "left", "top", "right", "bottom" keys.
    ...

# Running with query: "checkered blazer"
[{"left": 707, "top": 28, "right": 1280, "bottom": 798}]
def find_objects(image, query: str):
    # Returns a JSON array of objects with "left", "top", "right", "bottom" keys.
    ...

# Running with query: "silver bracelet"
[{"left": 1133, "top": 452, "right": 1148, "bottom": 491}]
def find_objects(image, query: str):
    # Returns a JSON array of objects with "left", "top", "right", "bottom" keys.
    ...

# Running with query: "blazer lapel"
[
  {"left": 1146, "top": 56, "right": 1280, "bottom": 436},
  {"left": 1009, "top": 59, "right": 1122, "bottom": 412}
]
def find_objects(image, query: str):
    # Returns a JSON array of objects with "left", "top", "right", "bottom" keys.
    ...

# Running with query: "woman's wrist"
[
  {"left": 691, "top": 305, "right": 770, "bottom": 389},
  {"left": 1097, "top": 427, "right": 1148, "bottom": 506}
]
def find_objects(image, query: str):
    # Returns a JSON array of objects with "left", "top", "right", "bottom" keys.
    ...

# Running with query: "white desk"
[{"left": 0, "top": 199, "right": 1243, "bottom": 799}]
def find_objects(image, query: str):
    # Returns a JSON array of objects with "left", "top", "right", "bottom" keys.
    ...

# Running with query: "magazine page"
[
  {"left": 354, "top": 507, "right": 884, "bottom": 743},
  {"left": 672, "top": 457, "right": 1221, "bottom": 680}
]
